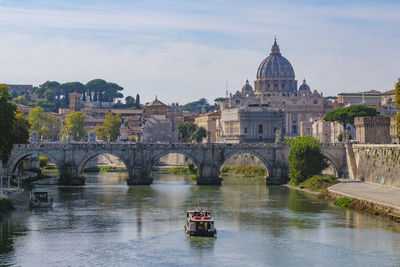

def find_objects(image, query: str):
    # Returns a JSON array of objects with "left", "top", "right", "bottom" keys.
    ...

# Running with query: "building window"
[
  {"left": 313, "top": 100, "right": 318, "bottom": 104},
  {"left": 236, "top": 100, "right": 240, "bottom": 105},
  {"left": 244, "top": 127, "right": 247, "bottom": 134},
  {"left": 258, "top": 124, "right": 263, "bottom": 134}
]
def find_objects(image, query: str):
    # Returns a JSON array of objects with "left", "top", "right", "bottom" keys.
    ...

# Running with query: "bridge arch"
[
  {"left": 321, "top": 152, "right": 341, "bottom": 177},
  {"left": 221, "top": 149, "right": 273, "bottom": 177},
  {"left": 148, "top": 150, "right": 201, "bottom": 176},
  {"left": 7, "top": 150, "right": 62, "bottom": 177},
  {"left": 77, "top": 151, "right": 130, "bottom": 176}
]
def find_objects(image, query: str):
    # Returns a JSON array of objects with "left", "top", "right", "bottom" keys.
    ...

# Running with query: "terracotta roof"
[{"left": 147, "top": 98, "right": 166, "bottom": 106}]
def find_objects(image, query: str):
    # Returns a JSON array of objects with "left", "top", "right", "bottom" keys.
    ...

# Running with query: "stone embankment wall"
[{"left": 352, "top": 145, "right": 400, "bottom": 188}]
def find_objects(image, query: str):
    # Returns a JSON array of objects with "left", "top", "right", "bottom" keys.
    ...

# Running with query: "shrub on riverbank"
[
  {"left": 99, "top": 166, "right": 126, "bottom": 172},
  {"left": 168, "top": 164, "right": 198, "bottom": 175},
  {"left": 220, "top": 165, "right": 267, "bottom": 177},
  {"left": 0, "top": 198, "right": 14, "bottom": 213},
  {"left": 334, "top": 198, "right": 353, "bottom": 209},
  {"left": 285, "top": 136, "right": 328, "bottom": 185},
  {"left": 295, "top": 175, "right": 337, "bottom": 192}
]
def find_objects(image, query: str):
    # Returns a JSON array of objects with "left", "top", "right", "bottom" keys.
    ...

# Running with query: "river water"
[{"left": 0, "top": 171, "right": 399, "bottom": 266}]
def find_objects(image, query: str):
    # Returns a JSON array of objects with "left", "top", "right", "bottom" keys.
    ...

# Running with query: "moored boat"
[
  {"left": 185, "top": 210, "right": 216, "bottom": 237},
  {"left": 29, "top": 191, "right": 53, "bottom": 208}
]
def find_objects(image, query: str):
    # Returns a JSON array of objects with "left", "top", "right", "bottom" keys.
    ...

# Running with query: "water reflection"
[{"left": 0, "top": 171, "right": 398, "bottom": 266}]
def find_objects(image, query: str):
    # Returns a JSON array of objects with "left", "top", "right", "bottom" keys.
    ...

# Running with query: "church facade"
[{"left": 217, "top": 39, "right": 332, "bottom": 142}]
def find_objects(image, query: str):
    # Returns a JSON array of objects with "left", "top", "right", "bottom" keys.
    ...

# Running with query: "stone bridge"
[{"left": 4, "top": 142, "right": 347, "bottom": 186}]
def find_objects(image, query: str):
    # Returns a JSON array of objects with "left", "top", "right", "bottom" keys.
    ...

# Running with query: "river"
[{"left": 0, "top": 171, "right": 399, "bottom": 266}]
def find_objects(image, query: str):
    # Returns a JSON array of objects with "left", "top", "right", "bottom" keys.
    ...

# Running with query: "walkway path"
[{"left": 328, "top": 180, "right": 400, "bottom": 211}]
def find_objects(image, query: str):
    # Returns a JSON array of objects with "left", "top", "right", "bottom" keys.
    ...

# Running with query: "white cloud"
[{"left": 0, "top": 1, "right": 399, "bottom": 103}]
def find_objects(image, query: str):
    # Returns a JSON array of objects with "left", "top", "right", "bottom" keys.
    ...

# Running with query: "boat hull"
[{"left": 185, "top": 225, "right": 216, "bottom": 237}]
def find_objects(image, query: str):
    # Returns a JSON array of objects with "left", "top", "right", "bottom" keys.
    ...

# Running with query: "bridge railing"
[{"left": 13, "top": 141, "right": 281, "bottom": 150}]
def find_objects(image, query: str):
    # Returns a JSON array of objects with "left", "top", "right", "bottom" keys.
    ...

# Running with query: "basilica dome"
[
  {"left": 299, "top": 79, "right": 310, "bottom": 91},
  {"left": 256, "top": 39, "right": 295, "bottom": 79},
  {"left": 242, "top": 79, "right": 253, "bottom": 92}
]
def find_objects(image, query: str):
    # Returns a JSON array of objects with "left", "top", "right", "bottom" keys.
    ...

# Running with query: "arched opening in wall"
[
  {"left": 151, "top": 152, "right": 199, "bottom": 184},
  {"left": 10, "top": 152, "right": 60, "bottom": 186},
  {"left": 80, "top": 153, "right": 128, "bottom": 185},
  {"left": 220, "top": 152, "right": 270, "bottom": 181},
  {"left": 322, "top": 156, "right": 339, "bottom": 178}
]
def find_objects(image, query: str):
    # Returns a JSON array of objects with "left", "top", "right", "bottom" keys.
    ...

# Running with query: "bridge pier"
[
  {"left": 197, "top": 164, "right": 222, "bottom": 185},
  {"left": 126, "top": 166, "right": 153, "bottom": 185},
  {"left": 59, "top": 164, "right": 85, "bottom": 185}
]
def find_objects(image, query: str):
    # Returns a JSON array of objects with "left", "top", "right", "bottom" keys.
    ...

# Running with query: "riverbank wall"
[
  {"left": 351, "top": 145, "right": 400, "bottom": 188},
  {"left": 321, "top": 182, "right": 400, "bottom": 223}
]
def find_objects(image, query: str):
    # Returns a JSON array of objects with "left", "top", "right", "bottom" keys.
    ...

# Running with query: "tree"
[
  {"left": 43, "top": 89, "right": 55, "bottom": 103},
  {"left": 61, "top": 82, "right": 86, "bottom": 106},
  {"left": 190, "top": 126, "right": 207, "bottom": 143},
  {"left": 324, "top": 104, "right": 378, "bottom": 129},
  {"left": 28, "top": 106, "right": 47, "bottom": 139},
  {"left": 181, "top": 98, "right": 212, "bottom": 113},
  {"left": 0, "top": 84, "right": 30, "bottom": 163},
  {"left": 214, "top": 97, "right": 228, "bottom": 105},
  {"left": 42, "top": 114, "right": 61, "bottom": 141},
  {"left": 394, "top": 81, "right": 400, "bottom": 138},
  {"left": 286, "top": 136, "right": 328, "bottom": 185},
  {"left": 135, "top": 94, "right": 140, "bottom": 109},
  {"left": 177, "top": 122, "right": 198, "bottom": 142},
  {"left": 86, "top": 79, "right": 108, "bottom": 107},
  {"left": 94, "top": 113, "right": 122, "bottom": 141},
  {"left": 395, "top": 81, "right": 400, "bottom": 108},
  {"left": 125, "top": 96, "right": 135, "bottom": 107},
  {"left": 11, "top": 108, "right": 30, "bottom": 145},
  {"left": 62, "top": 111, "right": 86, "bottom": 141}
]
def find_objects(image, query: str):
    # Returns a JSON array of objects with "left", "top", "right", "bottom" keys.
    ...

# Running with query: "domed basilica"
[{"left": 218, "top": 39, "right": 333, "bottom": 142}]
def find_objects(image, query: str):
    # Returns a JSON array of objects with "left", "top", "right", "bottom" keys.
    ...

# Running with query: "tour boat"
[
  {"left": 29, "top": 191, "right": 53, "bottom": 208},
  {"left": 185, "top": 210, "right": 216, "bottom": 237}
]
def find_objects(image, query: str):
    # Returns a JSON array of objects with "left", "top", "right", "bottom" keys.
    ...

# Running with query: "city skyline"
[{"left": 0, "top": 0, "right": 399, "bottom": 104}]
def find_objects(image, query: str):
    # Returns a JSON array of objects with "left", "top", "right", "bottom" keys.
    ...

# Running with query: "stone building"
[
  {"left": 194, "top": 111, "right": 221, "bottom": 142},
  {"left": 142, "top": 98, "right": 182, "bottom": 142},
  {"left": 336, "top": 90, "right": 381, "bottom": 107},
  {"left": 217, "top": 104, "right": 284, "bottom": 143},
  {"left": 354, "top": 117, "right": 391, "bottom": 144},
  {"left": 69, "top": 92, "right": 82, "bottom": 111},
  {"left": 220, "top": 39, "right": 332, "bottom": 136}
]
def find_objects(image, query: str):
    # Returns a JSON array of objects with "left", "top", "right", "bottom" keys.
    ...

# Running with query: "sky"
[{"left": 0, "top": 0, "right": 399, "bottom": 104}]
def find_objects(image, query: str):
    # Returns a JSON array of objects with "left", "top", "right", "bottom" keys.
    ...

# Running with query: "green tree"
[
  {"left": 177, "top": 122, "right": 198, "bottom": 142},
  {"left": 395, "top": 81, "right": 400, "bottom": 107},
  {"left": 190, "top": 126, "right": 207, "bottom": 143},
  {"left": 181, "top": 98, "right": 211, "bottom": 113},
  {"left": 94, "top": 113, "right": 122, "bottom": 141},
  {"left": 94, "top": 125, "right": 107, "bottom": 141},
  {"left": 135, "top": 94, "right": 140, "bottom": 109},
  {"left": 11, "top": 108, "right": 30, "bottom": 145},
  {"left": 42, "top": 114, "right": 61, "bottom": 140},
  {"left": 394, "top": 81, "right": 400, "bottom": 138},
  {"left": 86, "top": 79, "right": 108, "bottom": 107},
  {"left": 324, "top": 104, "right": 378, "bottom": 129},
  {"left": 125, "top": 96, "right": 135, "bottom": 107},
  {"left": 62, "top": 111, "right": 86, "bottom": 141},
  {"left": 0, "top": 84, "right": 30, "bottom": 163},
  {"left": 61, "top": 82, "right": 86, "bottom": 105},
  {"left": 43, "top": 89, "right": 55, "bottom": 102},
  {"left": 12, "top": 95, "right": 28, "bottom": 105},
  {"left": 286, "top": 136, "right": 328, "bottom": 185},
  {"left": 28, "top": 106, "right": 47, "bottom": 139}
]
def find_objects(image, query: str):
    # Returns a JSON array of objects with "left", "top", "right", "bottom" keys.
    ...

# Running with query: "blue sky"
[{"left": 0, "top": 0, "right": 399, "bottom": 104}]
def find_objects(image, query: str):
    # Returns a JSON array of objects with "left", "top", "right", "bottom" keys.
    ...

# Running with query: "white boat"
[
  {"left": 185, "top": 210, "right": 216, "bottom": 237},
  {"left": 29, "top": 192, "right": 53, "bottom": 208}
]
